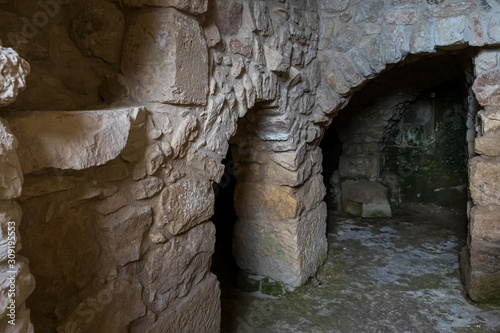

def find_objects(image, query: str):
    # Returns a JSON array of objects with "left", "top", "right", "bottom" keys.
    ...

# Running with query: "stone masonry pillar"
[
  {"left": 232, "top": 124, "right": 328, "bottom": 288},
  {"left": 461, "top": 48, "right": 500, "bottom": 304}
]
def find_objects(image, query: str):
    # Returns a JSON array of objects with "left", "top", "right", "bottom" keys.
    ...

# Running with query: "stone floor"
[{"left": 219, "top": 203, "right": 500, "bottom": 333}]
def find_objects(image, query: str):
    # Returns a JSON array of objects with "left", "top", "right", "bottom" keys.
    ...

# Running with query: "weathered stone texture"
[
  {"left": 123, "top": 0, "right": 208, "bottom": 14},
  {"left": 122, "top": 9, "right": 208, "bottom": 105},
  {"left": 339, "top": 154, "right": 381, "bottom": 180},
  {"left": 142, "top": 222, "right": 215, "bottom": 312},
  {"left": 473, "top": 70, "right": 500, "bottom": 106},
  {"left": 0, "top": 119, "right": 22, "bottom": 199},
  {"left": 233, "top": 202, "right": 327, "bottom": 287},
  {"left": 156, "top": 178, "right": 214, "bottom": 235},
  {"left": 470, "top": 205, "right": 500, "bottom": 243},
  {"left": 6, "top": 109, "right": 133, "bottom": 174},
  {"left": 469, "top": 156, "right": 500, "bottom": 206},
  {"left": 475, "top": 134, "right": 500, "bottom": 156},
  {"left": 132, "top": 274, "right": 220, "bottom": 333},
  {"left": 341, "top": 181, "right": 392, "bottom": 217},
  {"left": 103, "top": 206, "right": 153, "bottom": 266},
  {"left": 57, "top": 279, "right": 146, "bottom": 333},
  {"left": 0, "top": 47, "right": 29, "bottom": 107},
  {"left": 67, "top": 0, "right": 125, "bottom": 64}
]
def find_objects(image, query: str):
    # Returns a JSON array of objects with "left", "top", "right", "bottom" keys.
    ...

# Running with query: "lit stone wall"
[{"left": 0, "top": 0, "right": 499, "bottom": 332}]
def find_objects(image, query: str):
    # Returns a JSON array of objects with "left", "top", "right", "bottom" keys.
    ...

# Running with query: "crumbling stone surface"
[
  {"left": 0, "top": 46, "right": 34, "bottom": 331},
  {"left": 0, "top": 47, "right": 29, "bottom": 107}
]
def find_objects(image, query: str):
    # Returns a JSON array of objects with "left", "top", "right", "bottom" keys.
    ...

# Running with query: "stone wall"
[
  {"left": 0, "top": 45, "right": 35, "bottom": 332},
  {"left": 461, "top": 48, "right": 500, "bottom": 304},
  {"left": 0, "top": 0, "right": 499, "bottom": 332}
]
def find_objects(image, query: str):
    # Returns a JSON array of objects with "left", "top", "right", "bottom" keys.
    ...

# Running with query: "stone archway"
[{"left": 227, "top": 0, "right": 500, "bottom": 305}]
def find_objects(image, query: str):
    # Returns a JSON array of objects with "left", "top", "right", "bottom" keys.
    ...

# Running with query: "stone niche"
[{"left": 322, "top": 54, "right": 472, "bottom": 217}]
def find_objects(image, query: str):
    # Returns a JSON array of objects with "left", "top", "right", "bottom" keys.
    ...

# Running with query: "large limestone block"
[
  {"left": 57, "top": 279, "right": 146, "bottom": 333},
  {"left": 233, "top": 202, "right": 327, "bottom": 287},
  {"left": 341, "top": 181, "right": 392, "bottom": 217},
  {"left": 0, "top": 47, "right": 29, "bottom": 107},
  {"left": 122, "top": 8, "right": 208, "bottom": 105},
  {"left": 131, "top": 274, "right": 220, "bottom": 333},
  {"left": 156, "top": 178, "right": 214, "bottom": 235},
  {"left": 470, "top": 205, "right": 500, "bottom": 243},
  {"left": 469, "top": 156, "right": 500, "bottom": 206},
  {"left": 5, "top": 109, "right": 133, "bottom": 174},
  {"left": 234, "top": 174, "right": 325, "bottom": 220},
  {"left": 0, "top": 119, "right": 22, "bottom": 200},
  {"left": 142, "top": 222, "right": 214, "bottom": 312},
  {"left": 123, "top": 0, "right": 208, "bottom": 14}
]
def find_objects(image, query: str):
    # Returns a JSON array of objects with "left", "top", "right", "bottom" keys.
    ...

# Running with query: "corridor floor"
[{"left": 220, "top": 203, "right": 500, "bottom": 333}]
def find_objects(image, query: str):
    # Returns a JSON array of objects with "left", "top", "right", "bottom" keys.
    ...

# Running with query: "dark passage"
[{"left": 211, "top": 146, "right": 239, "bottom": 299}]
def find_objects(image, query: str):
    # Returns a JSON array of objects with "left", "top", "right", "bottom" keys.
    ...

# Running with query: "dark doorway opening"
[{"left": 210, "top": 146, "right": 239, "bottom": 299}]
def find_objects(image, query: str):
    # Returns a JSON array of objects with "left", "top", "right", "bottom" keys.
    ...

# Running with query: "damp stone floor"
[{"left": 219, "top": 203, "right": 500, "bottom": 333}]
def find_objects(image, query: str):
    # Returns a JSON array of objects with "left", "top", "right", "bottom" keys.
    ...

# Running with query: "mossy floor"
[{"left": 219, "top": 203, "right": 500, "bottom": 332}]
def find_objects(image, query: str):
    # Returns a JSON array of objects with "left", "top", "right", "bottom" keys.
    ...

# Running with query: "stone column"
[
  {"left": 232, "top": 113, "right": 328, "bottom": 288},
  {"left": 0, "top": 46, "right": 35, "bottom": 331},
  {"left": 461, "top": 48, "right": 500, "bottom": 304}
]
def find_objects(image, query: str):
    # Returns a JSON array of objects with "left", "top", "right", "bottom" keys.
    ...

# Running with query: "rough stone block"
[
  {"left": 212, "top": 0, "right": 243, "bottom": 35},
  {"left": 435, "top": 16, "right": 467, "bottom": 47},
  {"left": 156, "top": 178, "right": 214, "bottom": 235},
  {"left": 67, "top": 0, "right": 125, "bottom": 64},
  {"left": 339, "top": 154, "right": 381, "bottom": 180},
  {"left": 0, "top": 119, "right": 23, "bottom": 200},
  {"left": 57, "top": 279, "right": 146, "bottom": 333},
  {"left": 132, "top": 274, "right": 220, "bottom": 333},
  {"left": 233, "top": 202, "right": 327, "bottom": 287},
  {"left": 5, "top": 109, "right": 134, "bottom": 174},
  {"left": 478, "top": 107, "right": 500, "bottom": 136},
  {"left": 470, "top": 205, "right": 500, "bottom": 243},
  {"left": 341, "top": 181, "right": 392, "bottom": 217},
  {"left": 464, "top": 268, "right": 500, "bottom": 304},
  {"left": 102, "top": 206, "right": 153, "bottom": 266},
  {"left": 235, "top": 174, "right": 325, "bottom": 221},
  {"left": 142, "top": 222, "right": 214, "bottom": 312},
  {"left": 123, "top": 0, "right": 208, "bottom": 14},
  {"left": 0, "top": 47, "right": 29, "bottom": 107},
  {"left": 469, "top": 156, "right": 500, "bottom": 206},
  {"left": 475, "top": 134, "right": 500, "bottom": 156},
  {"left": 474, "top": 70, "right": 500, "bottom": 106},
  {"left": 122, "top": 8, "right": 208, "bottom": 105}
]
